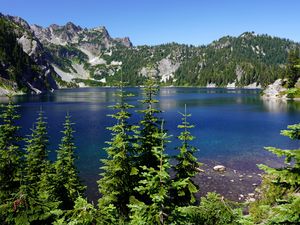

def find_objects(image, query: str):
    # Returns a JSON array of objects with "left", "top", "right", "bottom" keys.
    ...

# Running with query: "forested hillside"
[
  {"left": 0, "top": 16, "right": 58, "bottom": 94},
  {"left": 0, "top": 13, "right": 300, "bottom": 93}
]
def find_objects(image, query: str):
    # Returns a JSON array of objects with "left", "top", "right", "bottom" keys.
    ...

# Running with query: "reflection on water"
[
  {"left": 159, "top": 88, "right": 177, "bottom": 97},
  {"left": 262, "top": 98, "right": 300, "bottom": 113},
  {"left": 0, "top": 87, "right": 299, "bottom": 201},
  {"left": 160, "top": 98, "right": 178, "bottom": 110},
  {"left": 262, "top": 98, "right": 288, "bottom": 113}
]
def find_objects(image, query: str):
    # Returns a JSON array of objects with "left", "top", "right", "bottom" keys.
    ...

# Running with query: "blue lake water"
[{"left": 1, "top": 87, "right": 299, "bottom": 200}]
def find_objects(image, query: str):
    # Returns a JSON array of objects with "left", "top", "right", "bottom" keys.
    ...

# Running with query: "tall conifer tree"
[
  {"left": 137, "top": 78, "right": 163, "bottom": 170},
  {"left": 129, "top": 120, "right": 172, "bottom": 225},
  {"left": 0, "top": 98, "right": 23, "bottom": 202},
  {"left": 55, "top": 114, "right": 85, "bottom": 210},
  {"left": 287, "top": 48, "right": 300, "bottom": 88},
  {"left": 98, "top": 80, "right": 137, "bottom": 219},
  {"left": 172, "top": 105, "right": 201, "bottom": 206},
  {"left": 7, "top": 110, "right": 62, "bottom": 225},
  {"left": 24, "top": 110, "right": 49, "bottom": 187},
  {"left": 249, "top": 123, "right": 300, "bottom": 224}
]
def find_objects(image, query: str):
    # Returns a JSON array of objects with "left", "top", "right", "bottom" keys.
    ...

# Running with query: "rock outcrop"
[
  {"left": 0, "top": 13, "right": 58, "bottom": 94},
  {"left": 213, "top": 165, "right": 226, "bottom": 172},
  {"left": 31, "top": 23, "right": 132, "bottom": 54},
  {"left": 1, "top": 12, "right": 299, "bottom": 94},
  {"left": 262, "top": 79, "right": 287, "bottom": 99}
]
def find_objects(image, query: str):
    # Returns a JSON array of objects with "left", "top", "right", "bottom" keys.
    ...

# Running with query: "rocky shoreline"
[
  {"left": 262, "top": 79, "right": 287, "bottom": 99},
  {"left": 193, "top": 160, "right": 263, "bottom": 203},
  {"left": 262, "top": 78, "right": 300, "bottom": 100}
]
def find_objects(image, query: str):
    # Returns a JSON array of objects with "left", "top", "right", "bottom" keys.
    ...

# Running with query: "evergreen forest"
[{"left": 0, "top": 77, "right": 299, "bottom": 224}]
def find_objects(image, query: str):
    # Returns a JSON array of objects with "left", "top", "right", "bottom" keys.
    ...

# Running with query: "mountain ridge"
[{"left": 0, "top": 13, "right": 299, "bottom": 94}]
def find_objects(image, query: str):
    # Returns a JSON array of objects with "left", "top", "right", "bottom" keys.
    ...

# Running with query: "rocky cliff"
[
  {"left": 0, "top": 13, "right": 58, "bottom": 94},
  {"left": 1, "top": 13, "right": 299, "bottom": 94}
]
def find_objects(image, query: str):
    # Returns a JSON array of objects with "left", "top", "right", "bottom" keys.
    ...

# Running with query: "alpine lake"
[{"left": 1, "top": 87, "right": 300, "bottom": 202}]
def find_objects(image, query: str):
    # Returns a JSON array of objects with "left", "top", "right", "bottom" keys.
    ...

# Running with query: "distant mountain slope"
[
  {"left": 0, "top": 13, "right": 299, "bottom": 94},
  {"left": 174, "top": 32, "right": 298, "bottom": 87},
  {"left": 0, "top": 14, "right": 58, "bottom": 94}
]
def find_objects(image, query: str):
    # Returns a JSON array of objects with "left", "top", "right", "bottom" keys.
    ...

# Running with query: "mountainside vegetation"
[
  {"left": 1, "top": 13, "right": 300, "bottom": 94},
  {"left": 262, "top": 47, "right": 300, "bottom": 99},
  {"left": 0, "top": 17, "right": 58, "bottom": 94}
]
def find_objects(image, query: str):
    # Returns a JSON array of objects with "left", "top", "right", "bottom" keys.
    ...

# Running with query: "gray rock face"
[
  {"left": 31, "top": 22, "right": 82, "bottom": 45},
  {"left": 263, "top": 79, "right": 287, "bottom": 99},
  {"left": 29, "top": 20, "right": 133, "bottom": 85},
  {"left": 31, "top": 22, "right": 132, "bottom": 53},
  {"left": 235, "top": 65, "right": 244, "bottom": 81},
  {"left": 157, "top": 58, "right": 180, "bottom": 82},
  {"left": 17, "top": 34, "right": 42, "bottom": 56},
  {"left": 115, "top": 37, "right": 133, "bottom": 47},
  {"left": 1, "top": 14, "right": 31, "bottom": 30},
  {"left": 0, "top": 13, "right": 58, "bottom": 94}
]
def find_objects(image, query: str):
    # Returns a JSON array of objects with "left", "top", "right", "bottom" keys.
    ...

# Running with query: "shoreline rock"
[
  {"left": 213, "top": 165, "right": 226, "bottom": 172},
  {"left": 262, "top": 79, "right": 287, "bottom": 99}
]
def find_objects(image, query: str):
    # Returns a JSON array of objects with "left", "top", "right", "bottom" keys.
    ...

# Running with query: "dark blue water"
[{"left": 1, "top": 87, "right": 299, "bottom": 200}]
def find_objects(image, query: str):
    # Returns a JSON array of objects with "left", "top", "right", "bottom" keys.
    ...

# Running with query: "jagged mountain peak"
[
  {"left": 115, "top": 37, "right": 132, "bottom": 47},
  {"left": 0, "top": 13, "right": 31, "bottom": 31},
  {"left": 92, "top": 25, "right": 107, "bottom": 32},
  {"left": 29, "top": 20, "right": 132, "bottom": 49},
  {"left": 47, "top": 22, "right": 83, "bottom": 33}
]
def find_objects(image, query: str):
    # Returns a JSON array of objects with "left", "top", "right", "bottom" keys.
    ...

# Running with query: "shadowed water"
[{"left": 1, "top": 87, "right": 299, "bottom": 201}]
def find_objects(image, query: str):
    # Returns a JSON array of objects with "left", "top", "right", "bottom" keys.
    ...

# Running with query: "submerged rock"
[
  {"left": 213, "top": 165, "right": 226, "bottom": 172},
  {"left": 195, "top": 167, "right": 205, "bottom": 173}
]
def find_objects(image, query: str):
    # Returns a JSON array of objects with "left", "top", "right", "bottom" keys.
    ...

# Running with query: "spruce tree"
[
  {"left": 250, "top": 123, "right": 300, "bottom": 224},
  {"left": 55, "top": 114, "right": 85, "bottom": 210},
  {"left": 4, "top": 110, "right": 62, "bottom": 225},
  {"left": 137, "top": 78, "right": 163, "bottom": 171},
  {"left": 287, "top": 48, "right": 300, "bottom": 88},
  {"left": 98, "top": 81, "right": 137, "bottom": 219},
  {"left": 172, "top": 105, "right": 201, "bottom": 206},
  {"left": 129, "top": 120, "right": 172, "bottom": 225},
  {"left": 24, "top": 110, "right": 49, "bottom": 187},
  {"left": 54, "top": 196, "right": 97, "bottom": 225},
  {"left": 0, "top": 98, "right": 23, "bottom": 202},
  {"left": 22, "top": 110, "right": 60, "bottom": 224}
]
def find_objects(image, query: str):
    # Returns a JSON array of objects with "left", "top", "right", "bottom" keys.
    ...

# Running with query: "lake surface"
[{"left": 1, "top": 87, "right": 300, "bottom": 200}]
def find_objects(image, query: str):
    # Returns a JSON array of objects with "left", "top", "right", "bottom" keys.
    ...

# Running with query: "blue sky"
[{"left": 1, "top": 0, "right": 300, "bottom": 46}]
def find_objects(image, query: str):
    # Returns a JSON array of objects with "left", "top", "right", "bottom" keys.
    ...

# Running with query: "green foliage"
[
  {"left": 287, "top": 48, "right": 300, "bottom": 88},
  {"left": 172, "top": 105, "right": 201, "bottom": 206},
  {"left": 15, "top": 110, "right": 62, "bottom": 224},
  {"left": 281, "top": 87, "right": 300, "bottom": 98},
  {"left": 55, "top": 114, "right": 85, "bottom": 210},
  {"left": 54, "top": 196, "right": 97, "bottom": 225},
  {"left": 45, "top": 44, "right": 88, "bottom": 73},
  {"left": 1, "top": 185, "right": 62, "bottom": 225},
  {"left": 129, "top": 120, "right": 172, "bottom": 225},
  {"left": 98, "top": 80, "right": 137, "bottom": 219},
  {"left": 24, "top": 110, "right": 49, "bottom": 186},
  {"left": 96, "top": 35, "right": 294, "bottom": 87},
  {"left": 248, "top": 123, "right": 300, "bottom": 224},
  {"left": 0, "top": 18, "right": 54, "bottom": 93},
  {"left": 136, "top": 79, "right": 163, "bottom": 170},
  {"left": 0, "top": 99, "right": 23, "bottom": 203},
  {"left": 196, "top": 193, "right": 241, "bottom": 225},
  {"left": 172, "top": 33, "right": 291, "bottom": 87},
  {"left": 170, "top": 193, "right": 241, "bottom": 225},
  {"left": 5, "top": 81, "right": 300, "bottom": 224}
]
